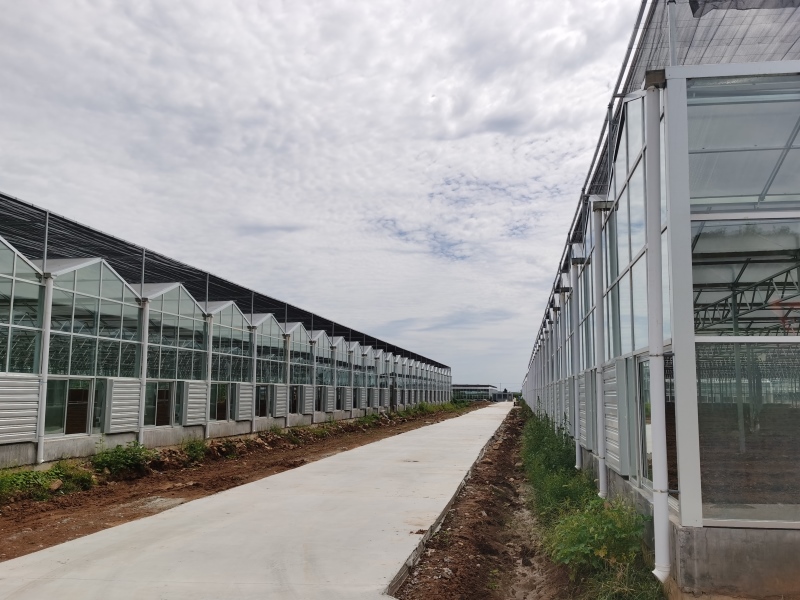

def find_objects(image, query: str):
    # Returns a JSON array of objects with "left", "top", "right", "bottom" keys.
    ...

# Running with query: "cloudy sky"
[{"left": 0, "top": 1, "right": 639, "bottom": 389}]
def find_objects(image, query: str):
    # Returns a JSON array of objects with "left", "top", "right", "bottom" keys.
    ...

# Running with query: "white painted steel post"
[
  {"left": 645, "top": 85, "right": 671, "bottom": 582},
  {"left": 250, "top": 328, "right": 257, "bottom": 432},
  {"left": 137, "top": 299, "right": 150, "bottom": 444},
  {"left": 310, "top": 339, "right": 317, "bottom": 415},
  {"left": 35, "top": 276, "right": 54, "bottom": 464},
  {"left": 570, "top": 260, "right": 582, "bottom": 469},
  {"left": 664, "top": 74, "right": 703, "bottom": 527},
  {"left": 205, "top": 314, "right": 214, "bottom": 438},
  {"left": 592, "top": 205, "right": 608, "bottom": 498},
  {"left": 559, "top": 291, "right": 567, "bottom": 427}
]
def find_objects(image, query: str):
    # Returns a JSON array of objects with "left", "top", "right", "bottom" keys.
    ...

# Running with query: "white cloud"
[{"left": 0, "top": 0, "right": 639, "bottom": 389}]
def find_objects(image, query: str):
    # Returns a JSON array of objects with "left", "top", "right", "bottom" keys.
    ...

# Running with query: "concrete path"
[{"left": 0, "top": 403, "right": 513, "bottom": 600}]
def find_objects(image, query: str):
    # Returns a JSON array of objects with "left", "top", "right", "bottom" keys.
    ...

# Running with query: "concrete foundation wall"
[
  {"left": 0, "top": 442, "right": 36, "bottom": 469},
  {"left": 312, "top": 411, "right": 331, "bottom": 424},
  {"left": 207, "top": 420, "right": 252, "bottom": 439},
  {"left": 44, "top": 433, "right": 136, "bottom": 463},
  {"left": 253, "top": 416, "right": 287, "bottom": 432},
  {"left": 142, "top": 426, "right": 204, "bottom": 448},
  {"left": 286, "top": 414, "right": 313, "bottom": 428}
]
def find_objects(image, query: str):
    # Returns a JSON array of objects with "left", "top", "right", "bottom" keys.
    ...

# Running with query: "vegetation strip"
[
  {"left": 0, "top": 401, "right": 475, "bottom": 507},
  {"left": 520, "top": 403, "right": 663, "bottom": 600}
]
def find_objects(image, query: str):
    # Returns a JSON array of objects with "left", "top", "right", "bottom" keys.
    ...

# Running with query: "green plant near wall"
[
  {"left": 91, "top": 441, "right": 155, "bottom": 479},
  {"left": 181, "top": 438, "right": 208, "bottom": 464},
  {"left": 520, "top": 408, "right": 663, "bottom": 600}
]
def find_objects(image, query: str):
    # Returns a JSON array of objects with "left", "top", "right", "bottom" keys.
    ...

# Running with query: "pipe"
[
  {"left": 137, "top": 299, "right": 150, "bottom": 444},
  {"left": 36, "top": 276, "right": 54, "bottom": 464},
  {"left": 645, "top": 85, "right": 671, "bottom": 583},
  {"left": 570, "top": 260, "right": 582, "bottom": 469},
  {"left": 592, "top": 207, "right": 608, "bottom": 499}
]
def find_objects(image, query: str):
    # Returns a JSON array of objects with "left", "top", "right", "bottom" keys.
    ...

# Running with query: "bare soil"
[
  {"left": 395, "top": 407, "right": 570, "bottom": 600},
  {"left": 0, "top": 404, "right": 487, "bottom": 563}
]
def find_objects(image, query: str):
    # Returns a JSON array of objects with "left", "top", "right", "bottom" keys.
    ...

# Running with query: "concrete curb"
[{"left": 384, "top": 407, "right": 515, "bottom": 597}]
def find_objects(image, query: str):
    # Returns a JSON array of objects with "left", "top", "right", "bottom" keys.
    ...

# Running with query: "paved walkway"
[{"left": 0, "top": 403, "right": 513, "bottom": 600}]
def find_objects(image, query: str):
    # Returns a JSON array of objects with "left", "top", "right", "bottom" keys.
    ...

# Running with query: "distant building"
[{"left": 452, "top": 384, "right": 497, "bottom": 401}]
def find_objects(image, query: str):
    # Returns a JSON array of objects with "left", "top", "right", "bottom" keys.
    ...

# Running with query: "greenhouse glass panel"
[
  {"left": 120, "top": 342, "right": 138, "bottom": 378},
  {"left": 617, "top": 193, "right": 631, "bottom": 270},
  {"left": 70, "top": 336, "right": 96, "bottom": 376},
  {"left": 75, "top": 262, "right": 101, "bottom": 297},
  {"left": 631, "top": 256, "right": 649, "bottom": 351},
  {"left": 9, "top": 328, "right": 38, "bottom": 373},
  {"left": 692, "top": 219, "right": 800, "bottom": 336},
  {"left": 51, "top": 290, "right": 73, "bottom": 332},
  {"left": 697, "top": 342, "right": 800, "bottom": 521},
  {"left": 100, "top": 264, "right": 124, "bottom": 302},
  {"left": 49, "top": 333, "right": 70, "bottom": 375},
  {"left": 687, "top": 75, "right": 800, "bottom": 208},
  {"left": 0, "top": 278, "right": 11, "bottom": 324},
  {"left": 160, "top": 346, "right": 177, "bottom": 379},
  {"left": 627, "top": 98, "right": 643, "bottom": 165},
  {"left": 0, "top": 326, "right": 7, "bottom": 371},
  {"left": 72, "top": 296, "right": 98, "bottom": 336},
  {"left": 628, "top": 159, "right": 646, "bottom": 258},
  {"left": 98, "top": 300, "right": 122, "bottom": 339},
  {"left": 14, "top": 258, "right": 40, "bottom": 283},
  {"left": 97, "top": 340, "right": 120, "bottom": 377},
  {"left": 121, "top": 304, "right": 139, "bottom": 341},
  {"left": 11, "top": 281, "right": 40, "bottom": 327},
  {"left": 619, "top": 271, "right": 632, "bottom": 356},
  {"left": 147, "top": 346, "right": 160, "bottom": 378},
  {"left": 0, "top": 243, "right": 13, "bottom": 277},
  {"left": 45, "top": 379, "right": 68, "bottom": 434}
]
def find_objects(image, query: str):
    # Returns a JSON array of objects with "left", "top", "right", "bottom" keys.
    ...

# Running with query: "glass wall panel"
[
  {"left": 617, "top": 194, "right": 630, "bottom": 269},
  {"left": 619, "top": 271, "right": 632, "bottom": 356},
  {"left": 0, "top": 326, "right": 7, "bottom": 371},
  {"left": 697, "top": 342, "right": 800, "bottom": 521},
  {"left": 693, "top": 219, "right": 800, "bottom": 335},
  {"left": 12, "top": 281, "right": 40, "bottom": 327},
  {"left": 631, "top": 256, "right": 648, "bottom": 351},
  {"left": 45, "top": 379, "right": 68, "bottom": 434},
  {"left": 627, "top": 98, "right": 643, "bottom": 164},
  {"left": 687, "top": 75, "right": 800, "bottom": 209},
  {"left": 8, "top": 328, "right": 38, "bottom": 373},
  {"left": 0, "top": 278, "right": 11, "bottom": 324},
  {"left": 628, "top": 159, "right": 646, "bottom": 258}
]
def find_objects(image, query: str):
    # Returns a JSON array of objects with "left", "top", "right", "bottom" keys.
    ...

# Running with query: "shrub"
[
  {"left": 547, "top": 499, "right": 644, "bottom": 577},
  {"left": 519, "top": 410, "right": 663, "bottom": 600},
  {"left": 181, "top": 438, "right": 207, "bottom": 464},
  {"left": 91, "top": 441, "right": 155, "bottom": 479}
]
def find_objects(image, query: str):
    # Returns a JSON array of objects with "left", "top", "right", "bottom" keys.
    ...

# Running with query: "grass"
[
  {"left": 0, "top": 460, "right": 94, "bottom": 504},
  {"left": 519, "top": 403, "right": 663, "bottom": 600}
]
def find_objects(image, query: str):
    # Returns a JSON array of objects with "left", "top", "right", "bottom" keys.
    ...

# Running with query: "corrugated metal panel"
[
  {"left": 108, "top": 379, "right": 141, "bottom": 433},
  {"left": 185, "top": 381, "right": 208, "bottom": 425},
  {"left": 603, "top": 363, "right": 622, "bottom": 474},
  {"left": 579, "top": 372, "right": 587, "bottom": 444},
  {"left": 302, "top": 385, "right": 314, "bottom": 415},
  {"left": 344, "top": 387, "right": 352, "bottom": 411},
  {"left": 568, "top": 376, "right": 576, "bottom": 436},
  {"left": 0, "top": 376, "right": 40, "bottom": 443},
  {"left": 616, "top": 358, "right": 632, "bottom": 477},
  {"left": 274, "top": 384, "right": 288, "bottom": 417},
  {"left": 326, "top": 387, "right": 335, "bottom": 412},
  {"left": 237, "top": 383, "right": 254, "bottom": 421}
]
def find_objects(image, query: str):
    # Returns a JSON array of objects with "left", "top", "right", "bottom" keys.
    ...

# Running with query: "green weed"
[
  {"left": 91, "top": 441, "right": 155, "bottom": 479},
  {"left": 181, "top": 437, "right": 207, "bottom": 464}
]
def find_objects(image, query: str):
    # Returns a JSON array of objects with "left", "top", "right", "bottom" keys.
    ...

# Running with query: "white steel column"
[
  {"left": 570, "top": 259, "right": 582, "bottom": 469},
  {"left": 35, "top": 276, "right": 54, "bottom": 464},
  {"left": 559, "top": 289, "right": 567, "bottom": 426},
  {"left": 645, "top": 85, "right": 671, "bottom": 582},
  {"left": 310, "top": 340, "right": 317, "bottom": 414},
  {"left": 250, "top": 328, "right": 257, "bottom": 432},
  {"left": 205, "top": 314, "right": 213, "bottom": 439},
  {"left": 137, "top": 299, "right": 150, "bottom": 444},
  {"left": 592, "top": 205, "right": 608, "bottom": 498},
  {"left": 665, "top": 74, "right": 703, "bottom": 527}
]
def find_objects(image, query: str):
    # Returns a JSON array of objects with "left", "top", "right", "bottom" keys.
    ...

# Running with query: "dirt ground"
[
  {"left": 395, "top": 407, "right": 570, "bottom": 600},
  {"left": 0, "top": 404, "right": 487, "bottom": 563}
]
